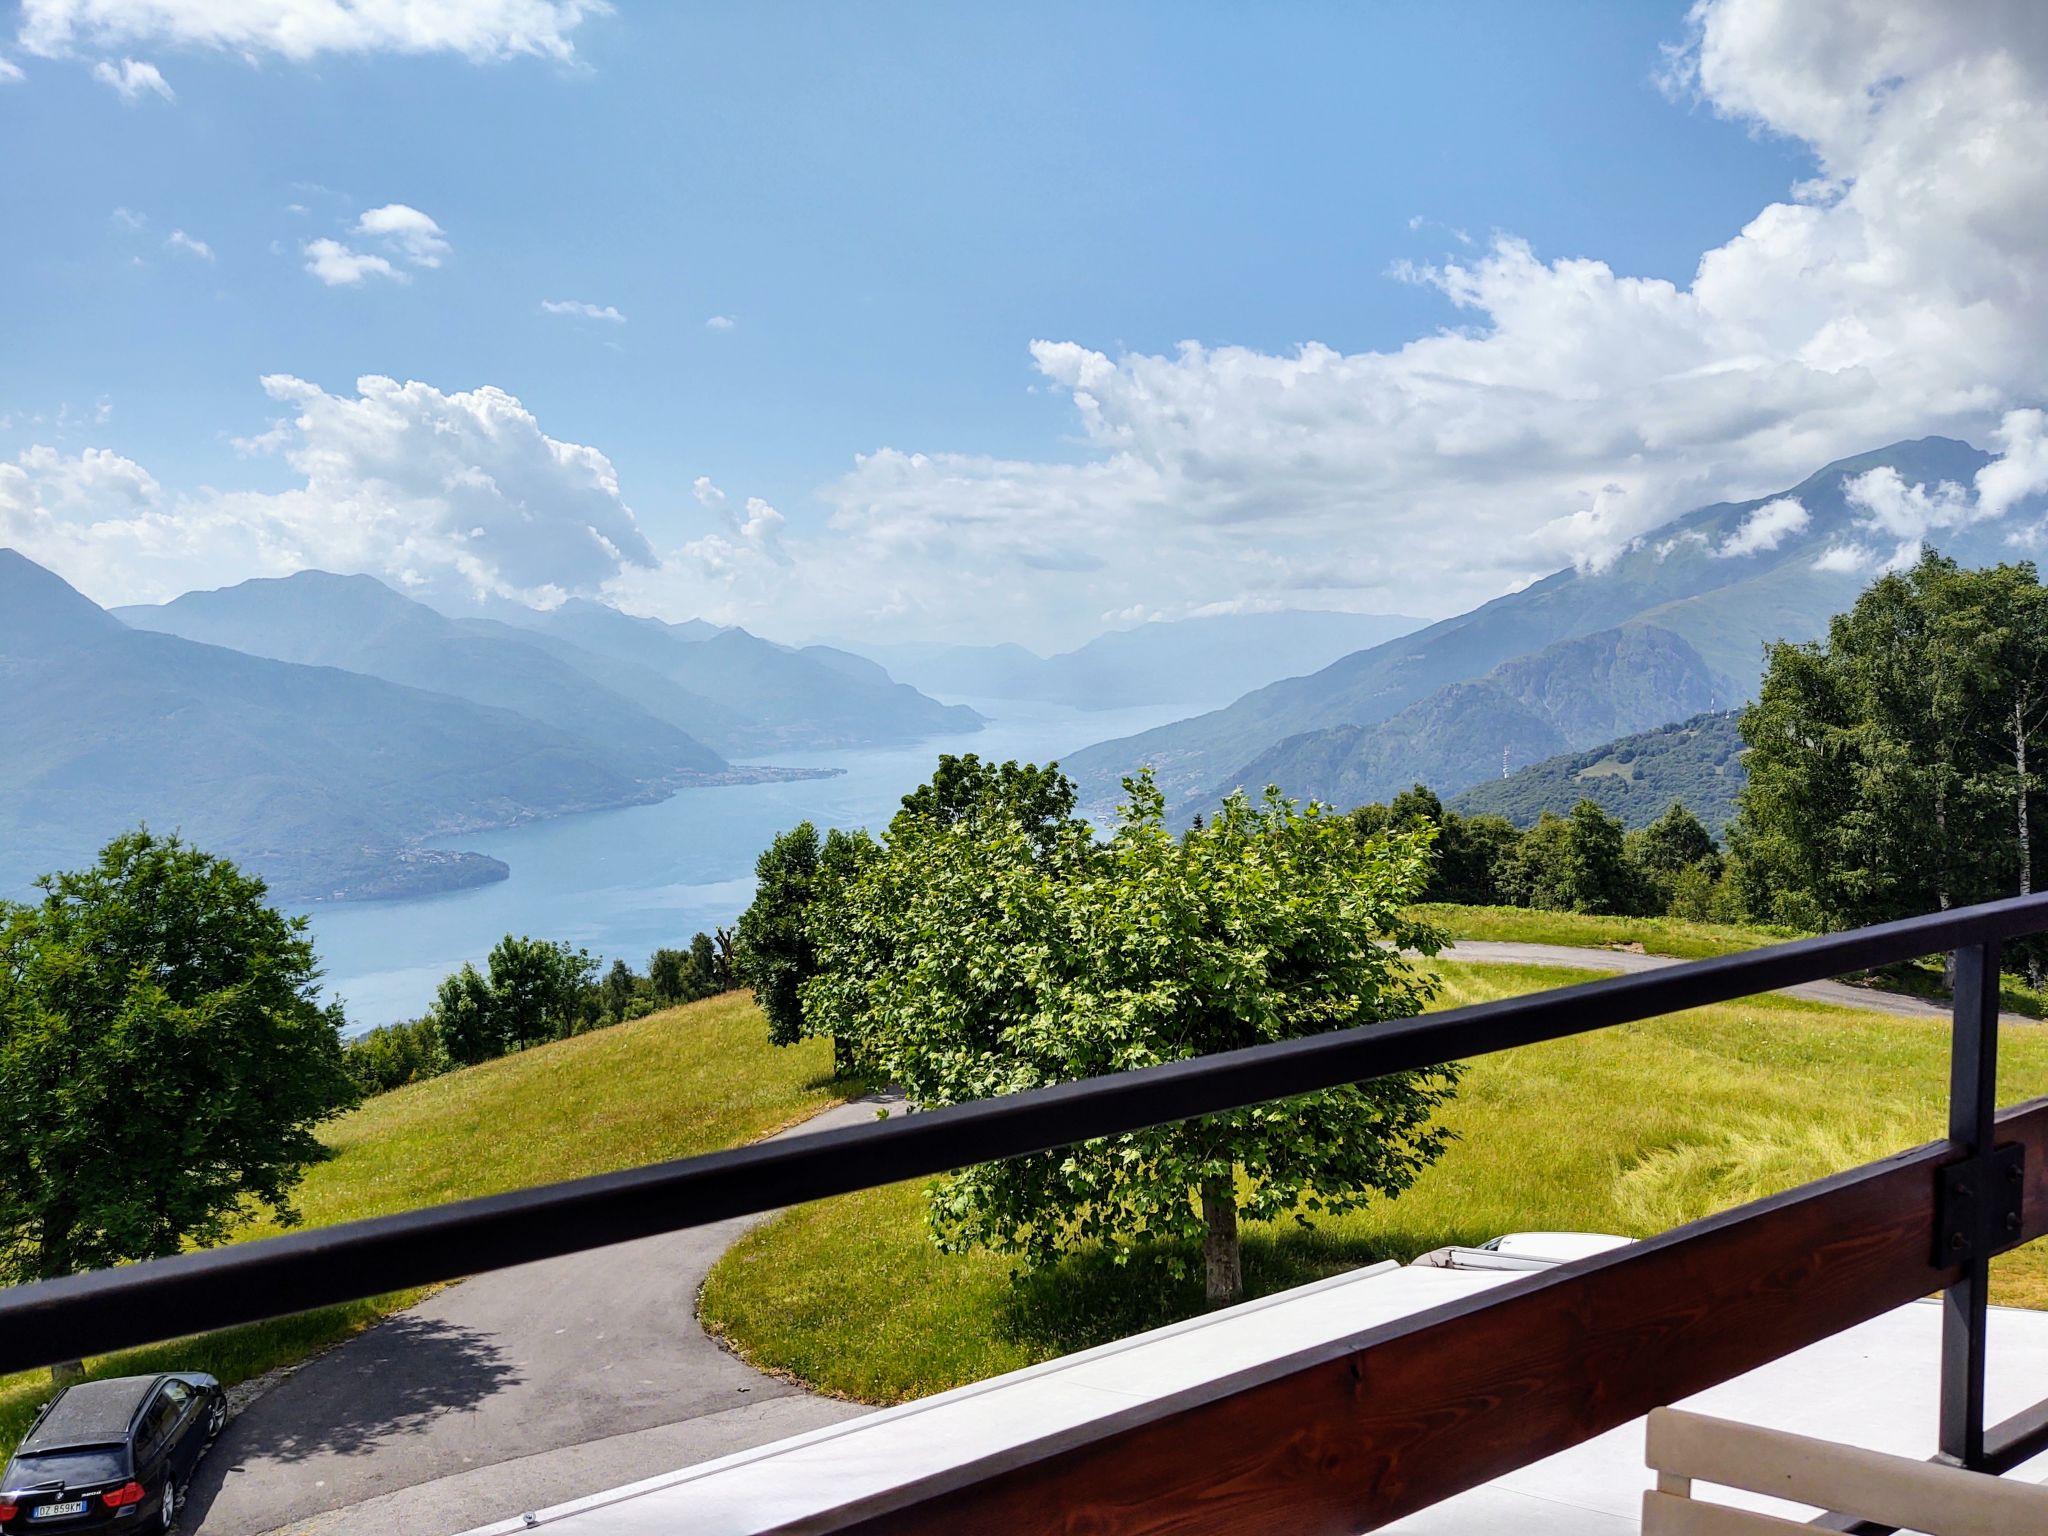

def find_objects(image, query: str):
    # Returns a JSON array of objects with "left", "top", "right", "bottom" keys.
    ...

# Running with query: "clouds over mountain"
[
  {"left": 1, "top": 375, "right": 655, "bottom": 606},
  {"left": 759, "top": 0, "right": 2048, "bottom": 640}
]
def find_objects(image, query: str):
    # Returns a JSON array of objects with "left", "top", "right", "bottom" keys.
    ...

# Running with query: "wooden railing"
[{"left": 3, "top": 896, "right": 2047, "bottom": 1532}]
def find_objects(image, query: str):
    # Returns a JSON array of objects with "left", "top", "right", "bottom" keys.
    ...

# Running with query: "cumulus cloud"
[
  {"left": 91, "top": 56, "right": 170, "bottom": 101},
  {"left": 626, "top": 0, "right": 2048, "bottom": 646},
  {"left": 1717, "top": 497, "right": 1810, "bottom": 557},
  {"left": 20, "top": 0, "right": 602, "bottom": 63},
  {"left": 164, "top": 228, "right": 212, "bottom": 261},
  {"left": 542, "top": 299, "right": 626, "bottom": 323},
  {"left": 302, "top": 238, "right": 402, "bottom": 287},
  {"left": 0, "top": 53, "right": 23, "bottom": 82},
  {"left": 353, "top": 204, "right": 448, "bottom": 268},
  {"left": 1823, "top": 406, "right": 2048, "bottom": 572},
  {"left": 705, "top": 315, "right": 736, "bottom": 331},
  {"left": 3, "top": 376, "right": 656, "bottom": 607}
]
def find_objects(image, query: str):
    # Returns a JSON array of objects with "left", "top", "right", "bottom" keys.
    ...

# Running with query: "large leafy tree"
[
  {"left": 1739, "top": 552, "right": 2042, "bottom": 931},
  {"left": 734, "top": 821, "right": 875, "bottom": 1067},
  {"left": 804, "top": 764, "right": 1457, "bottom": 1304},
  {"left": 0, "top": 831, "right": 355, "bottom": 1293}
]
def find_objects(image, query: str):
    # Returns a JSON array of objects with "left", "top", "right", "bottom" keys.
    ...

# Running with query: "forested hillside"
[{"left": 1450, "top": 712, "right": 1746, "bottom": 833}]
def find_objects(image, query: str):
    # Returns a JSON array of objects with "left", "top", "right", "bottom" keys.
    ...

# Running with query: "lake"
[{"left": 304, "top": 696, "right": 1190, "bottom": 1028}]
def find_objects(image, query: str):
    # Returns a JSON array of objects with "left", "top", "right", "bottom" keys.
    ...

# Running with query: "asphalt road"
[
  {"left": 185, "top": 1094, "right": 894, "bottom": 1536},
  {"left": 182, "top": 945, "right": 2010, "bottom": 1535},
  {"left": 1440, "top": 939, "right": 2035, "bottom": 1025}
]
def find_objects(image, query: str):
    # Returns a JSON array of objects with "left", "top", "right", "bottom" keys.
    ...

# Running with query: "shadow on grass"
[{"left": 992, "top": 1222, "right": 1496, "bottom": 1362}]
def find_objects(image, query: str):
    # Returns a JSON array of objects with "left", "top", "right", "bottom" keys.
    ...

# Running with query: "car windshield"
[{"left": 5, "top": 1446, "right": 128, "bottom": 1489}]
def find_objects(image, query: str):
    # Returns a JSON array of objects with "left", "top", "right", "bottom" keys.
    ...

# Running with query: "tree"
[
  {"left": 805, "top": 766, "right": 1458, "bottom": 1305},
  {"left": 485, "top": 934, "right": 596, "bottom": 1047},
  {"left": 647, "top": 946, "right": 689, "bottom": 1005},
  {"left": 1739, "top": 552, "right": 2040, "bottom": 933},
  {"left": 0, "top": 831, "right": 355, "bottom": 1346},
  {"left": 734, "top": 824, "right": 876, "bottom": 1067},
  {"left": 602, "top": 957, "right": 637, "bottom": 1021},
  {"left": 432, "top": 963, "right": 499, "bottom": 1066},
  {"left": 1632, "top": 801, "right": 1718, "bottom": 878},
  {"left": 1559, "top": 799, "right": 1638, "bottom": 914}
]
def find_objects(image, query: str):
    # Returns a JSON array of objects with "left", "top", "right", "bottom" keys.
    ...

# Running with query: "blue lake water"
[{"left": 303, "top": 696, "right": 1190, "bottom": 1029}]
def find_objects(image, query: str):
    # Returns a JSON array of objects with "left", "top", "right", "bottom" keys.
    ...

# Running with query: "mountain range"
[
  {"left": 1067, "top": 437, "right": 2008, "bottom": 816},
  {"left": 856, "top": 609, "right": 1424, "bottom": 710},
  {"left": 5, "top": 556, "right": 979, "bottom": 903}
]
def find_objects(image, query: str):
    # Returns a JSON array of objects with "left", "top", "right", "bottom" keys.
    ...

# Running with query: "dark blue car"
[{"left": 0, "top": 1374, "right": 226, "bottom": 1532}]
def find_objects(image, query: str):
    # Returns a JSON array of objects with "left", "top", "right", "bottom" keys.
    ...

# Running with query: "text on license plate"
[{"left": 32, "top": 1502, "right": 86, "bottom": 1518}]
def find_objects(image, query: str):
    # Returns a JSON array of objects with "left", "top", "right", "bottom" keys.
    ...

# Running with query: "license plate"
[{"left": 31, "top": 1501, "right": 86, "bottom": 1518}]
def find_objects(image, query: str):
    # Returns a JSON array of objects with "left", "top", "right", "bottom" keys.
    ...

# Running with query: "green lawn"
[
  {"left": 0, "top": 992, "right": 843, "bottom": 1453},
  {"left": 1416, "top": 903, "right": 2048, "bottom": 1017},
  {"left": 1413, "top": 903, "right": 1796, "bottom": 959},
  {"left": 700, "top": 959, "right": 2048, "bottom": 1405}
]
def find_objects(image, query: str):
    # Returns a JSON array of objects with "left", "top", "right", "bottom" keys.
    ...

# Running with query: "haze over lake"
[{"left": 306, "top": 697, "right": 1189, "bottom": 1029}]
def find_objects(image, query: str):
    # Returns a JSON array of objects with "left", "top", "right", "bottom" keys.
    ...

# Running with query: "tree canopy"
[
  {"left": 1739, "top": 552, "right": 2048, "bottom": 934},
  {"left": 799, "top": 764, "right": 1458, "bottom": 1302},
  {"left": 0, "top": 830, "right": 354, "bottom": 1284}
]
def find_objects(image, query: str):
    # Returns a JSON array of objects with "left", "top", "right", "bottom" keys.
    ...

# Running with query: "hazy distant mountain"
[
  {"left": 496, "top": 599, "right": 983, "bottom": 752},
  {"left": 0, "top": 551, "right": 679, "bottom": 902},
  {"left": 859, "top": 610, "right": 1425, "bottom": 709},
  {"left": 1451, "top": 711, "right": 1748, "bottom": 835},
  {"left": 1066, "top": 437, "right": 2000, "bottom": 807},
  {"left": 1209, "top": 624, "right": 1733, "bottom": 815},
  {"left": 116, "top": 572, "right": 728, "bottom": 781}
]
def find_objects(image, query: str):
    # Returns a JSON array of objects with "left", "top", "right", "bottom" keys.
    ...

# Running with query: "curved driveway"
[
  {"left": 185, "top": 947, "right": 2016, "bottom": 1534},
  {"left": 185, "top": 1095, "right": 895, "bottom": 1536}
]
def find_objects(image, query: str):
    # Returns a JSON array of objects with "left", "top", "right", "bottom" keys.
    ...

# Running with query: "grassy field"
[
  {"left": 1413, "top": 903, "right": 1796, "bottom": 958},
  {"left": 0, "top": 993, "right": 842, "bottom": 1453},
  {"left": 700, "top": 959, "right": 2048, "bottom": 1405},
  {"left": 1417, "top": 903, "right": 2048, "bottom": 1017}
]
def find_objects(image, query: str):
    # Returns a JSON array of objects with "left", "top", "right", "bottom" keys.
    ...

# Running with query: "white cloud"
[
  {"left": 604, "top": 0, "right": 2048, "bottom": 646},
  {"left": 20, "top": 0, "right": 603, "bottom": 64},
  {"left": 542, "top": 299, "right": 626, "bottom": 323},
  {"left": 1812, "top": 542, "right": 1876, "bottom": 573},
  {"left": 110, "top": 206, "right": 146, "bottom": 229},
  {"left": 1977, "top": 409, "right": 2048, "bottom": 521},
  {"left": 164, "top": 228, "right": 212, "bottom": 261},
  {"left": 1716, "top": 497, "right": 1810, "bottom": 557},
  {"left": 91, "top": 56, "right": 170, "bottom": 102},
  {"left": 3, "top": 376, "right": 656, "bottom": 607},
  {"left": 353, "top": 203, "right": 449, "bottom": 268},
  {"left": 302, "top": 238, "right": 402, "bottom": 287},
  {"left": 0, "top": 53, "right": 23, "bottom": 81},
  {"left": 705, "top": 315, "right": 736, "bottom": 331}
]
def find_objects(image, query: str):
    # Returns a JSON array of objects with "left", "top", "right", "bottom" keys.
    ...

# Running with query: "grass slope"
[
  {"left": 0, "top": 993, "right": 841, "bottom": 1453},
  {"left": 700, "top": 959, "right": 2048, "bottom": 1404}
]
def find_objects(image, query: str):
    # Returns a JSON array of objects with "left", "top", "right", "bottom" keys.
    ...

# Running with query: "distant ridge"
[
  {"left": 1066, "top": 436, "right": 2005, "bottom": 811},
  {"left": 1450, "top": 711, "right": 1748, "bottom": 834}
]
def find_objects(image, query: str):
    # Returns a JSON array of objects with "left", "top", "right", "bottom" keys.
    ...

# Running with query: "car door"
[
  {"left": 155, "top": 1382, "right": 200, "bottom": 1480},
  {"left": 132, "top": 1389, "right": 174, "bottom": 1491}
]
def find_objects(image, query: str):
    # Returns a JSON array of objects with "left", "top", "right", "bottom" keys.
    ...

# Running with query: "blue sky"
[{"left": 3, "top": 2, "right": 2045, "bottom": 648}]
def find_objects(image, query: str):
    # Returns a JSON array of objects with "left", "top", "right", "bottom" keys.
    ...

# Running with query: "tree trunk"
[
  {"left": 2018, "top": 694, "right": 2033, "bottom": 898},
  {"left": 1200, "top": 1173, "right": 1242, "bottom": 1306}
]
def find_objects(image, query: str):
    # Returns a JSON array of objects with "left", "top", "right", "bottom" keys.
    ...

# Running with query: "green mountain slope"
[
  {"left": 1065, "top": 437, "right": 1994, "bottom": 806},
  {"left": 0, "top": 551, "right": 667, "bottom": 902},
  {"left": 1210, "top": 623, "right": 1732, "bottom": 813},
  {"left": 1450, "top": 711, "right": 1748, "bottom": 833},
  {"left": 116, "top": 572, "right": 729, "bottom": 780}
]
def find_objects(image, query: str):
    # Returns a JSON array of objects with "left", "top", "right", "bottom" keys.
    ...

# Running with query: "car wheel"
[
  {"left": 206, "top": 1396, "right": 227, "bottom": 1439},
  {"left": 158, "top": 1479, "right": 177, "bottom": 1531}
]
